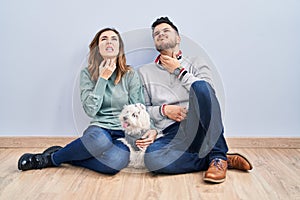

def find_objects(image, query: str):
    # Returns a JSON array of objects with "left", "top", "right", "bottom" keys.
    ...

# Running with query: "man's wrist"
[{"left": 173, "top": 66, "right": 184, "bottom": 76}]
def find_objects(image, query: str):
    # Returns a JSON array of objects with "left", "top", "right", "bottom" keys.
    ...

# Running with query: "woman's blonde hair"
[{"left": 87, "top": 28, "right": 131, "bottom": 84}]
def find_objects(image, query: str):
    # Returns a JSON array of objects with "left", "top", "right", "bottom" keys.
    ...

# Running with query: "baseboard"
[
  {"left": 0, "top": 137, "right": 299, "bottom": 148},
  {"left": 0, "top": 137, "right": 76, "bottom": 148},
  {"left": 226, "top": 137, "right": 300, "bottom": 148}
]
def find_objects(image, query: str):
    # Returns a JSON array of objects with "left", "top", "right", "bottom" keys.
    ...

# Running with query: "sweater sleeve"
[
  {"left": 80, "top": 68, "right": 107, "bottom": 117},
  {"left": 180, "top": 57, "right": 214, "bottom": 91}
]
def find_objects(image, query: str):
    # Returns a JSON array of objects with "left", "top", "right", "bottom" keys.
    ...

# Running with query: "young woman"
[{"left": 18, "top": 28, "right": 145, "bottom": 174}]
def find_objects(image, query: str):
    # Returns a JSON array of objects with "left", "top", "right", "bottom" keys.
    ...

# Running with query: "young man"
[{"left": 137, "top": 17, "right": 252, "bottom": 183}]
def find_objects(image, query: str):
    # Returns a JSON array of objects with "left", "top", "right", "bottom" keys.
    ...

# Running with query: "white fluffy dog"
[{"left": 118, "top": 103, "right": 154, "bottom": 169}]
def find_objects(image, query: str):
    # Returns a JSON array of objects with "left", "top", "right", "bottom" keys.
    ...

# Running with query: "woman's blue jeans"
[
  {"left": 144, "top": 81, "right": 229, "bottom": 174},
  {"left": 51, "top": 126, "right": 130, "bottom": 174}
]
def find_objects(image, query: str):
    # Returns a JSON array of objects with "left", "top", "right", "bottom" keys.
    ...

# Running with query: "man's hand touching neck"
[{"left": 158, "top": 48, "right": 181, "bottom": 73}]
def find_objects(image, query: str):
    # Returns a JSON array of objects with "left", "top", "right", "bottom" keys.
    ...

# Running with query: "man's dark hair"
[{"left": 151, "top": 17, "right": 179, "bottom": 34}]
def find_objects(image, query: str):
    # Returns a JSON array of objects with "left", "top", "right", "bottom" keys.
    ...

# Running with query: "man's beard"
[{"left": 155, "top": 39, "right": 177, "bottom": 52}]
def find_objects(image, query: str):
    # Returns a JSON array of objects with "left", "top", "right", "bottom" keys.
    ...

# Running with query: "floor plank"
[{"left": 0, "top": 148, "right": 299, "bottom": 200}]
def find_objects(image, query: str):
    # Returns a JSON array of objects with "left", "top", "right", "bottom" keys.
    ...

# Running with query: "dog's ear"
[{"left": 139, "top": 110, "right": 151, "bottom": 129}]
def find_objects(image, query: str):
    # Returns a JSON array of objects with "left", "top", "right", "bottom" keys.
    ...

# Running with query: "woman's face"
[{"left": 98, "top": 30, "right": 120, "bottom": 60}]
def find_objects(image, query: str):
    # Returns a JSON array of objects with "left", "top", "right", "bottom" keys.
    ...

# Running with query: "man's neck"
[{"left": 160, "top": 48, "right": 180, "bottom": 57}]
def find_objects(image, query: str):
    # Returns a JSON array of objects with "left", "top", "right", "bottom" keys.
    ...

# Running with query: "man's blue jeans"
[
  {"left": 51, "top": 126, "right": 130, "bottom": 174},
  {"left": 144, "top": 81, "right": 228, "bottom": 174}
]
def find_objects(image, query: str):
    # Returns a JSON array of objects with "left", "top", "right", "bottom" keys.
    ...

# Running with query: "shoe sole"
[
  {"left": 227, "top": 153, "right": 253, "bottom": 170},
  {"left": 203, "top": 174, "right": 226, "bottom": 183}
]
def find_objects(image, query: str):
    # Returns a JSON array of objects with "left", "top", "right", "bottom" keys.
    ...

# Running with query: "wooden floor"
[{"left": 0, "top": 138, "right": 299, "bottom": 200}]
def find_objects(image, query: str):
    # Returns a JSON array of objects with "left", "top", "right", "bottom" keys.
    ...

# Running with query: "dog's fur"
[{"left": 118, "top": 103, "right": 160, "bottom": 169}]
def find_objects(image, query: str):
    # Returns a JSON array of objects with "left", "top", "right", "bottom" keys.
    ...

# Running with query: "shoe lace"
[{"left": 212, "top": 158, "right": 225, "bottom": 170}]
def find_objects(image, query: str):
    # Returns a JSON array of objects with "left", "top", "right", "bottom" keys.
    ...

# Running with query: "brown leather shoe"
[
  {"left": 227, "top": 153, "right": 253, "bottom": 171},
  {"left": 203, "top": 158, "right": 227, "bottom": 183}
]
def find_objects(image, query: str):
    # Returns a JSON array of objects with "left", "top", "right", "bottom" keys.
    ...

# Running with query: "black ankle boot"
[
  {"left": 18, "top": 153, "right": 54, "bottom": 171},
  {"left": 42, "top": 146, "right": 63, "bottom": 156},
  {"left": 18, "top": 146, "right": 63, "bottom": 171}
]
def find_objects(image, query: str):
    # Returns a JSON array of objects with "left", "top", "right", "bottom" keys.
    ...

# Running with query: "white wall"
[{"left": 0, "top": 0, "right": 299, "bottom": 137}]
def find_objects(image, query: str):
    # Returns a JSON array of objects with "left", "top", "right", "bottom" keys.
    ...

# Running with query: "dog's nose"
[{"left": 123, "top": 116, "right": 128, "bottom": 120}]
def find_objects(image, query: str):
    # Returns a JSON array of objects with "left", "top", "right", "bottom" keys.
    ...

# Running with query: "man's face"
[{"left": 153, "top": 23, "right": 180, "bottom": 52}]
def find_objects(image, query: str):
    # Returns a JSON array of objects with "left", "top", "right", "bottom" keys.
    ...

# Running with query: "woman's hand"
[
  {"left": 136, "top": 129, "right": 158, "bottom": 150},
  {"left": 99, "top": 59, "right": 116, "bottom": 80},
  {"left": 164, "top": 105, "right": 187, "bottom": 122}
]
